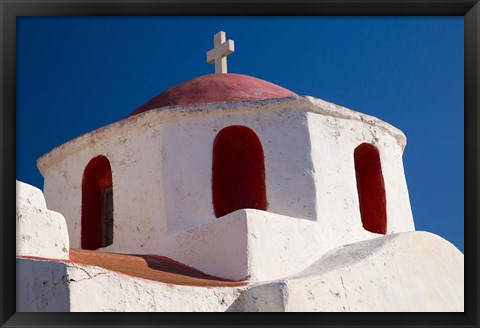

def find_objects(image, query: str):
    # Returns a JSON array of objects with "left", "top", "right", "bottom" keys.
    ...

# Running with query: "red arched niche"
[
  {"left": 212, "top": 125, "right": 267, "bottom": 218},
  {"left": 81, "top": 155, "right": 114, "bottom": 250},
  {"left": 354, "top": 143, "right": 387, "bottom": 235}
]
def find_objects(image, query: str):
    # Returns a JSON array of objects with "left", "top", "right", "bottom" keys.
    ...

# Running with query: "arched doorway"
[
  {"left": 212, "top": 125, "right": 267, "bottom": 218},
  {"left": 81, "top": 155, "right": 114, "bottom": 250},
  {"left": 354, "top": 143, "right": 387, "bottom": 234}
]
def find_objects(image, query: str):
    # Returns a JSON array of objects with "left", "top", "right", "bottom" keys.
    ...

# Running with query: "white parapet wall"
[
  {"left": 16, "top": 231, "right": 463, "bottom": 312},
  {"left": 14, "top": 181, "right": 463, "bottom": 312},
  {"left": 159, "top": 209, "right": 322, "bottom": 282},
  {"left": 230, "top": 231, "right": 464, "bottom": 312},
  {"left": 283, "top": 231, "right": 464, "bottom": 312},
  {"left": 16, "top": 258, "right": 249, "bottom": 312},
  {"left": 157, "top": 209, "right": 388, "bottom": 282},
  {"left": 16, "top": 180, "right": 69, "bottom": 260}
]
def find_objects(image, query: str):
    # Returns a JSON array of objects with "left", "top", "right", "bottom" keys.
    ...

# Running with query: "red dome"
[{"left": 128, "top": 73, "right": 297, "bottom": 117}]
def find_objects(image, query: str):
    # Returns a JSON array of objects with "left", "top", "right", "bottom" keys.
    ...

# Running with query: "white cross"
[{"left": 206, "top": 31, "right": 235, "bottom": 74}]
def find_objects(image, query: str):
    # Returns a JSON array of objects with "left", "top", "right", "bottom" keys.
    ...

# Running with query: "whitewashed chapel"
[{"left": 16, "top": 32, "right": 464, "bottom": 312}]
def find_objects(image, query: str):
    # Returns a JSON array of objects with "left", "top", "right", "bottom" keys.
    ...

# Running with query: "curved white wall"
[
  {"left": 38, "top": 96, "right": 413, "bottom": 280},
  {"left": 307, "top": 108, "right": 414, "bottom": 253}
]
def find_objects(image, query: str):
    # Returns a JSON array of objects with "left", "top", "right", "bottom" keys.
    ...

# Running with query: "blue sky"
[{"left": 17, "top": 16, "right": 464, "bottom": 252}]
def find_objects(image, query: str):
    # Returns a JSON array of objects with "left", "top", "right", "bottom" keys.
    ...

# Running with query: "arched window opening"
[
  {"left": 212, "top": 125, "right": 267, "bottom": 218},
  {"left": 81, "top": 155, "right": 114, "bottom": 250},
  {"left": 354, "top": 143, "right": 387, "bottom": 235}
]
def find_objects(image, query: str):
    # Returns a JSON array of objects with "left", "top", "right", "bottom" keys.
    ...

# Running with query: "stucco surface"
[
  {"left": 66, "top": 264, "right": 245, "bottom": 312},
  {"left": 230, "top": 231, "right": 464, "bottom": 312},
  {"left": 284, "top": 231, "right": 464, "bottom": 311},
  {"left": 16, "top": 180, "right": 69, "bottom": 260},
  {"left": 307, "top": 111, "right": 414, "bottom": 249},
  {"left": 16, "top": 258, "right": 248, "bottom": 312},
  {"left": 36, "top": 96, "right": 412, "bottom": 282},
  {"left": 16, "top": 259, "right": 70, "bottom": 312},
  {"left": 160, "top": 209, "right": 324, "bottom": 281},
  {"left": 38, "top": 100, "right": 318, "bottom": 271},
  {"left": 17, "top": 231, "right": 463, "bottom": 312}
]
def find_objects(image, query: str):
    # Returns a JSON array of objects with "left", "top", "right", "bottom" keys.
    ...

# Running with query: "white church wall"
[
  {"left": 379, "top": 138, "right": 415, "bottom": 233},
  {"left": 307, "top": 111, "right": 367, "bottom": 245},
  {"left": 306, "top": 103, "right": 414, "bottom": 254},
  {"left": 42, "top": 151, "right": 89, "bottom": 248},
  {"left": 40, "top": 118, "right": 169, "bottom": 254},
  {"left": 38, "top": 96, "right": 413, "bottom": 268},
  {"left": 98, "top": 123, "right": 168, "bottom": 254},
  {"left": 40, "top": 101, "right": 317, "bottom": 256},
  {"left": 161, "top": 107, "right": 317, "bottom": 234},
  {"left": 41, "top": 105, "right": 315, "bottom": 253}
]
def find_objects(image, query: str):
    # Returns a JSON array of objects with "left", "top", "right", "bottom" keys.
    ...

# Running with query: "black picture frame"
[{"left": 1, "top": 1, "right": 478, "bottom": 327}]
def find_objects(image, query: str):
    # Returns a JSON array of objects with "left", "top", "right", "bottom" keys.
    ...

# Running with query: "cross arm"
[{"left": 206, "top": 40, "right": 235, "bottom": 64}]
